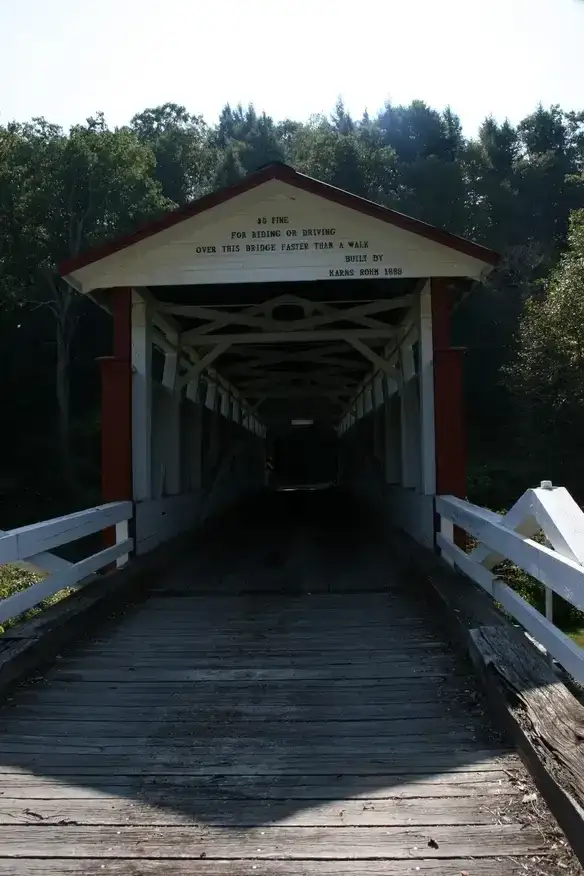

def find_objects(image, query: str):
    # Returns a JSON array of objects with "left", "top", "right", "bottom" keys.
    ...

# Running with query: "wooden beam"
[
  {"left": 180, "top": 328, "right": 397, "bottom": 346},
  {"left": 347, "top": 338, "right": 398, "bottom": 379},
  {"left": 131, "top": 290, "right": 153, "bottom": 502},
  {"left": 178, "top": 341, "right": 232, "bottom": 389}
]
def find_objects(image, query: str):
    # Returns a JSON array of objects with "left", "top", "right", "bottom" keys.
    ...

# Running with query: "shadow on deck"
[{"left": 0, "top": 490, "right": 564, "bottom": 874}]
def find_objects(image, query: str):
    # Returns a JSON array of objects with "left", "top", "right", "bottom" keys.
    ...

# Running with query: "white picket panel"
[
  {"left": 0, "top": 501, "right": 132, "bottom": 565},
  {"left": 438, "top": 533, "right": 584, "bottom": 684},
  {"left": 436, "top": 495, "right": 584, "bottom": 612},
  {"left": 0, "top": 501, "right": 134, "bottom": 624},
  {"left": 0, "top": 538, "right": 133, "bottom": 625},
  {"left": 436, "top": 485, "right": 584, "bottom": 685}
]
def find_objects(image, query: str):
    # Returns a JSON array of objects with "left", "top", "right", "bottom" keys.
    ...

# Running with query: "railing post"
[
  {"left": 431, "top": 278, "right": 467, "bottom": 549},
  {"left": 115, "top": 519, "right": 130, "bottom": 568},
  {"left": 97, "top": 288, "right": 133, "bottom": 552}
]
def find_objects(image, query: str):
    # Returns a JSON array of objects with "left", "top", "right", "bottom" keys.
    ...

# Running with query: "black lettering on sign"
[
  {"left": 271, "top": 216, "right": 289, "bottom": 224},
  {"left": 222, "top": 244, "right": 240, "bottom": 253},
  {"left": 346, "top": 255, "right": 367, "bottom": 263},
  {"left": 302, "top": 228, "right": 336, "bottom": 236},
  {"left": 257, "top": 217, "right": 267, "bottom": 225},
  {"left": 195, "top": 245, "right": 216, "bottom": 254},
  {"left": 339, "top": 242, "right": 344, "bottom": 249},
  {"left": 231, "top": 231, "right": 247, "bottom": 239},
  {"left": 314, "top": 241, "right": 333, "bottom": 250},
  {"left": 246, "top": 243, "right": 276, "bottom": 252},
  {"left": 348, "top": 240, "right": 369, "bottom": 249},
  {"left": 360, "top": 268, "right": 379, "bottom": 276},
  {"left": 286, "top": 229, "right": 297, "bottom": 237},
  {"left": 329, "top": 269, "right": 355, "bottom": 277},
  {"left": 252, "top": 229, "right": 280, "bottom": 239},
  {"left": 281, "top": 242, "right": 308, "bottom": 251},
  {"left": 384, "top": 267, "right": 404, "bottom": 276},
  {"left": 372, "top": 254, "right": 383, "bottom": 262}
]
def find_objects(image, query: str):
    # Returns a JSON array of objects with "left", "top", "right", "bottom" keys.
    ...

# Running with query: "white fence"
[
  {"left": 0, "top": 502, "right": 133, "bottom": 625},
  {"left": 436, "top": 483, "right": 584, "bottom": 685}
]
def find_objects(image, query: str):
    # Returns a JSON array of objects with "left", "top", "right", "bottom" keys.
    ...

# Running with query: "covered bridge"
[{"left": 1, "top": 164, "right": 584, "bottom": 874}]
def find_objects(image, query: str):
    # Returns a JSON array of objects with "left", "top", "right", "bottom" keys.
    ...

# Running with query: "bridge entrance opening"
[
  {"left": 59, "top": 162, "right": 498, "bottom": 554},
  {"left": 268, "top": 422, "right": 339, "bottom": 490}
]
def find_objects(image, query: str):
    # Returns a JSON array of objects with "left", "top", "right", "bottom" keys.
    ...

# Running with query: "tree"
[
  {"left": 506, "top": 209, "right": 584, "bottom": 494},
  {"left": 0, "top": 115, "right": 170, "bottom": 495},
  {"left": 130, "top": 103, "right": 215, "bottom": 204},
  {"left": 213, "top": 104, "right": 285, "bottom": 175}
]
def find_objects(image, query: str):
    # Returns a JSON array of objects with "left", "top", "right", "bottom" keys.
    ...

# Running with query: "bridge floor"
[{"left": 0, "top": 491, "right": 568, "bottom": 874}]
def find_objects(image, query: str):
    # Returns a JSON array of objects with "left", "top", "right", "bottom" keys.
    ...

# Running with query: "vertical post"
[
  {"left": 431, "top": 277, "right": 466, "bottom": 548},
  {"left": 131, "top": 291, "right": 152, "bottom": 502},
  {"left": 382, "top": 376, "right": 400, "bottom": 483},
  {"left": 115, "top": 519, "right": 130, "bottom": 568},
  {"left": 418, "top": 281, "right": 436, "bottom": 496},
  {"left": 162, "top": 351, "right": 181, "bottom": 495},
  {"left": 545, "top": 586, "right": 554, "bottom": 668},
  {"left": 210, "top": 384, "right": 222, "bottom": 468},
  {"left": 186, "top": 378, "right": 203, "bottom": 489},
  {"left": 400, "top": 344, "right": 419, "bottom": 488},
  {"left": 98, "top": 287, "right": 132, "bottom": 549}
]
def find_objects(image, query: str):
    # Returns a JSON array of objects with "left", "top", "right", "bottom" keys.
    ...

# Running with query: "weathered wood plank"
[
  {"left": 8, "top": 679, "right": 467, "bottom": 704},
  {"left": 49, "top": 664, "right": 455, "bottom": 682},
  {"left": 0, "top": 751, "right": 511, "bottom": 774},
  {"left": 0, "top": 771, "right": 518, "bottom": 799},
  {"left": 59, "top": 649, "right": 452, "bottom": 667},
  {"left": 0, "top": 770, "right": 518, "bottom": 799},
  {"left": 0, "top": 717, "right": 484, "bottom": 739},
  {"left": 0, "top": 702, "right": 456, "bottom": 721},
  {"left": 76, "top": 642, "right": 450, "bottom": 656},
  {"left": 0, "top": 859, "right": 536, "bottom": 875},
  {"left": 0, "top": 729, "right": 487, "bottom": 752},
  {"left": 0, "top": 796, "right": 501, "bottom": 826},
  {"left": 0, "top": 824, "right": 547, "bottom": 858}
]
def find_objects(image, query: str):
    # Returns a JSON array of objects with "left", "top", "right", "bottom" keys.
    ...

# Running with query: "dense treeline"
[{"left": 1, "top": 99, "right": 584, "bottom": 526}]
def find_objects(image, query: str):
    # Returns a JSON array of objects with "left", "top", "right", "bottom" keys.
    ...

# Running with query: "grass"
[{"left": 0, "top": 563, "right": 72, "bottom": 634}]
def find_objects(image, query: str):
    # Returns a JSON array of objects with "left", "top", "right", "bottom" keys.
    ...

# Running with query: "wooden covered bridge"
[{"left": 2, "top": 164, "right": 584, "bottom": 874}]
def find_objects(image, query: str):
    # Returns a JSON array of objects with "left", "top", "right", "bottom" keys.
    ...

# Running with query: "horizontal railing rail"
[
  {"left": 436, "top": 483, "right": 584, "bottom": 684},
  {"left": 0, "top": 501, "right": 133, "bottom": 625}
]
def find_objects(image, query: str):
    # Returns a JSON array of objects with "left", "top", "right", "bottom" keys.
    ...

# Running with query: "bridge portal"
[{"left": 60, "top": 163, "right": 498, "bottom": 554}]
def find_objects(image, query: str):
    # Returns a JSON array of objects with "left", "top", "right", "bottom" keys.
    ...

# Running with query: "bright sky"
[{"left": 1, "top": 0, "right": 583, "bottom": 136}]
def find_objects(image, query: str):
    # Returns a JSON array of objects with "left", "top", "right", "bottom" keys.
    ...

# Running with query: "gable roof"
[{"left": 59, "top": 162, "right": 499, "bottom": 277}]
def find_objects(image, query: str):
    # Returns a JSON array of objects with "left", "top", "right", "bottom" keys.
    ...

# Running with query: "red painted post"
[
  {"left": 97, "top": 288, "right": 132, "bottom": 548},
  {"left": 431, "top": 279, "right": 467, "bottom": 548}
]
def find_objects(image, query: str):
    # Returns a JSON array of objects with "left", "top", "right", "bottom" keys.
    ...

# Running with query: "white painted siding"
[{"left": 71, "top": 181, "right": 490, "bottom": 293}]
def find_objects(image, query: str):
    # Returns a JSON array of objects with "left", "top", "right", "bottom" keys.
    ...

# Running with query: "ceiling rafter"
[{"left": 164, "top": 295, "right": 414, "bottom": 341}]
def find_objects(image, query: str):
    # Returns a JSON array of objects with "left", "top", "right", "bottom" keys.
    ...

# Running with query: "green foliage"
[
  {"left": 505, "top": 209, "right": 584, "bottom": 499},
  {"left": 0, "top": 565, "right": 71, "bottom": 634}
]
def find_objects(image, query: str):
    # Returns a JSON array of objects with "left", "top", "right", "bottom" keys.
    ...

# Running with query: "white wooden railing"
[
  {"left": 436, "top": 482, "right": 584, "bottom": 685},
  {"left": 0, "top": 502, "right": 133, "bottom": 625}
]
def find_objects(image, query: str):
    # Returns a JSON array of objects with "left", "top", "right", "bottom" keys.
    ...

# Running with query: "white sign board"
[{"left": 72, "top": 181, "right": 490, "bottom": 292}]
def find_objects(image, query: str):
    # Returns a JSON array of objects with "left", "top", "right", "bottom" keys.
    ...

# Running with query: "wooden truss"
[{"left": 151, "top": 293, "right": 416, "bottom": 416}]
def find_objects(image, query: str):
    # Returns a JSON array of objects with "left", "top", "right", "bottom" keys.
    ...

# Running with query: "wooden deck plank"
[
  {"left": 0, "top": 860, "right": 537, "bottom": 875},
  {"left": 0, "top": 702, "right": 461, "bottom": 721},
  {"left": 49, "top": 664, "right": 456, "bottom": 682},
  {"left": 0, "top": 751, "right": 512, "bottom": 774},
  {"left": 0, "top": 824, "right": 547, "bottom": 858},
  {"left": 0, "top": 771, "right": 518, "bottom": 799},
  {"left": 0, "top": 717, "right": 486, "bottom": 738},
  {"left": 0, "top": 733, "right": 494, "bottom": 753},
  {"left": 7, "top": 680, "right": 470, "bottom": 703},
  {"left": 0, "top": 796, "right": 503, "bottom": 826}
]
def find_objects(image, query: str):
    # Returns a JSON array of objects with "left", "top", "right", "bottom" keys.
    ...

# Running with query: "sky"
[{"left": 1, "top": 0, "right": 583, "bottom": 137}]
